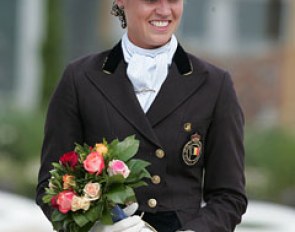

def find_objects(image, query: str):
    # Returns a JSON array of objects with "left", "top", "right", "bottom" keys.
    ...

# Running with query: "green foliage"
[
  {"left": 41, "top": 0, "right": 63, "bottom": 106},
  {"left": 75, "top": 143, "right": 92, "bottom": 161},
  {"left": 0, "top": 111, "right": 44, "bottom": 197},
  {"left": 113, "top": 135, "right": 140, "bottom": 162},
  {"left": 245, "top": 127, "right": 295, "bottom": 203}
]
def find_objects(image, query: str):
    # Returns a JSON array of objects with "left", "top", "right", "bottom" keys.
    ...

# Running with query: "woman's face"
[{"left": 116, "top": 0, "right": 183, "bottom": 49}]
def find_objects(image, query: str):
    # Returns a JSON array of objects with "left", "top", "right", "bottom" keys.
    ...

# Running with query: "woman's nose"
[{"left": 155, "top": 0, "right": 172, "bottom": 16}]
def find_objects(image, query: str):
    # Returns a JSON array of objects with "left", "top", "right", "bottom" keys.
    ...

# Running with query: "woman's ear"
[{"left": 116, "top": 0, "right": 124, "bottom": 8}]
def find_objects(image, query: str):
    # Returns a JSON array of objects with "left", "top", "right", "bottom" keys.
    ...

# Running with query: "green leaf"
[
  {"left": 73, "top": 213, "right": 90, "bottom": 227},
  {"left": 101, "top": 203, "right": 113, "bottom": 225},
  {"left": 137, "top": 169, "right": 151, "bottom": 179},
  {"left": 52, "top": 221, "right": 64, "bottom": 231},
  {"left": 68, "top": 222, "right": 79, "bottom": 232},
  {"left": 42, "top": 194, "right": 53, "bottom": 204},
  {"left": 124, "top": 186, "right": 137, "bottom": 202},
  {"left": 127, "top": 180, "right": 148, "bottom": 189},
  {"left": 113, "top": 135, "right": 139, "bottom": 162},
  {"left": 127, "top": 159, "right": 150, "bottom": 174},
  {"left": 51, "top": 178, "right": 63, "bottom": 190},
  {"left": 107, "top": 174, "right": 125, "bottom": 185},
  {"left": 80, "top": 223, "right": 95, "bottom": 232},
  {"left": 106, "top": 139, "right": 119, "bottom": 159},
  {"left": 52, "top": 162, "right": 64, "bottom": 171},
  {"left": 105, "top": 184, "right": 126, "bottom": 204},
  {"left": 51, "top": 210, "right": 67, "bottom": 222},
  {"left": 126, "top": 159, "right": 151, "bottom": 184},
  {"left": 127, "top": 174, "right": 150, "bottom": 184},
  {"left": 106, "top": 185, "right": 136, "bottom": 204},
  {"left": 109, "top": 138, "right": 119, "bottom": 147},
  {"left": 50, "top": 170, "right": 63, "bottom": 180},
  {"left": 74, "top": 142, "right": 90, "bottom": 160},
  {"left": 63, "top": 220, "right": 72, "bottom": 232},
  {"left": 85, "top": 203, "right": 103, "bottom": 222}
]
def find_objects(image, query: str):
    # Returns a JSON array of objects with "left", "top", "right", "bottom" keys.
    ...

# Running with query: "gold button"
[
  {"left": 155, "top": 149, "right": 165, "bottom": 159},
  {"left": 151, "top": 175, "right": 161, "bottom": 184},
  {"left": 148, "top": 198, "right": 157, "bottom": 208},
  {"left": 184, "top": 123, "right": 192, "bottom": 132}
]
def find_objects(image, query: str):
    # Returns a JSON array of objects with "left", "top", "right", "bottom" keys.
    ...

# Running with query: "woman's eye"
[
  {"left": 143, "top": 0, "right": 181, "bottom": 3},
  {"left": 144, "top": 0, "right": 158, "bottom": 3}
]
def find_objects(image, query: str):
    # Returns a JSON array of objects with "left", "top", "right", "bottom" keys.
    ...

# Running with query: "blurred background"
[{"left": 0, "top": 0, "right": 295, "bottom": 231}]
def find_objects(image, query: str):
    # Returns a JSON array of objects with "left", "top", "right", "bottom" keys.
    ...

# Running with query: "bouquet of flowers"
[{"left": 42, "top": 135, "right": 151, "bottom": 232}]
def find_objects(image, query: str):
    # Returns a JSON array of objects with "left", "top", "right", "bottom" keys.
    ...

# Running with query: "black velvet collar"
[{"left": 102, "top": 41, "right": 193, "bottom": 75}]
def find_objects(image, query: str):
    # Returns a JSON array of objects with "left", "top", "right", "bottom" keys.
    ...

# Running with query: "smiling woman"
[
  {"left": 115, "top": 0, "right": 183, "bottom": 48},
  {"left": 36, "top": 0, "right": 247, "bottom": 232}
]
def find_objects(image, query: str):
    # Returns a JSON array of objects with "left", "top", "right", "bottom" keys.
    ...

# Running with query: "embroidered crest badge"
[{"left": 182, "top": 133, "right": 202, "bottom": 166}]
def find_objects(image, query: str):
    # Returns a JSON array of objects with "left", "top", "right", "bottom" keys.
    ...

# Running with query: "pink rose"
[
  {"left": 84, "top": 182, "right": 101, "bottom": 200},
  {"left": 60, "top": 151, "right": 79, "bottom": 168},
  {"left": 56, "top": 190, "right": 76, "bottom": 214},
  {"left": 107, "top": 160, "right": 130, "bottom": 178},
  {"left": 83, "top": 151, "right": 105, "bottom": 175}
]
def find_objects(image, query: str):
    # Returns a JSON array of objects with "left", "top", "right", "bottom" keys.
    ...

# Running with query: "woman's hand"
[
  {"left": 90, "top": 203, "right": 155, "bottom": 232},
  {"left": 90, "top": 215, "right": 148, "bottom": 232}
]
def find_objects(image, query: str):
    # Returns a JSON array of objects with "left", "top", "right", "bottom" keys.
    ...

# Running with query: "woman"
[{"left": 36, "top": 0, "right": 247, "bottom": 231}]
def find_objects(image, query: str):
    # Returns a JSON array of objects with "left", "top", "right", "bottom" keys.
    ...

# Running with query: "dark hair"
[{"left": 111, "top": 2, "right": 127, "bottom": 28}]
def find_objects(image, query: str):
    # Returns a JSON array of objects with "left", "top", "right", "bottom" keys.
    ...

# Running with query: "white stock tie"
[{"left": 122, "top": 33, "right": 178, "bottom": 113}]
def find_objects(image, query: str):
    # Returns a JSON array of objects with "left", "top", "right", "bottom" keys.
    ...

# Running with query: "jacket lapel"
[
  {"left": 146, "top": 46, "right": 208, "bottom": 127},
  {"left": 146, "top": 63, "right": 207, "bottom": 127},
  {"left": 86, "top": 54, "right": 162, "bottom": 148}
]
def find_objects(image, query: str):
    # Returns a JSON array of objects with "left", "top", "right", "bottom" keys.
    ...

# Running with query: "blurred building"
[
  {"left": 280, "top": 0, "right": 295, "bottom": 129},
  {"left": 179, "top": 0, "right": 291, "bottom": 129},
  {"left": 0, "top": 0, "right": 45, "bottom": 112},
  {"left": 0, "top": 0, "right": 294, "bottom": 128}
]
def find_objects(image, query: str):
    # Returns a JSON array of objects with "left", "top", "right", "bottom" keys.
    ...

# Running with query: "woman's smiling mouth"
[{"left": 150, "top": 20, "right": 170, "bottom": 27}]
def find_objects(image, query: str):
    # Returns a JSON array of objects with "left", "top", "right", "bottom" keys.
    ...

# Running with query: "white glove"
[
  {"left": 123, "top": 202, "right": 139, "bottom": 216},
  {"left": 90, "top": 215, "right": 146, "bottom": 232},
  {"left": 90, "top": 203, "right": 155, "bottom": 232}
]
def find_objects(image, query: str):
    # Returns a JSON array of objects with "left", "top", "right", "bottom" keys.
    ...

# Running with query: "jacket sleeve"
[
  {"left": 182, "top": 72, "right": 247, "bottom": 232},
  {"left": 35, "top": 64, "right": 84, "bottom": 221}
]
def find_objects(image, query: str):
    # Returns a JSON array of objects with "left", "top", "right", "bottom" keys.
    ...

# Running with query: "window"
[
  {"left": 0, "top": 0, "right": 17, "bottom": 93},
  {"left": 179, "top": 0, "right": 288, "bottom": 55},
  {"left": 180, "top": 0, "right": 208, "bottom": 38},
  {"left": 237, "top": 0, "right": 284, "bottom": 43}
]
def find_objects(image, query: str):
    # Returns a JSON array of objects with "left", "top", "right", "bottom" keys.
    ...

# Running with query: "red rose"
[
  {"left": 60, "top": 151, "right": 79, "bottom": 167},
  {"left": 83, "top": 151, "right": 105, "bottom": 175},
  {"left": 51, "top": 195, "right": 59, "bottom": 209},
  {"left": 56, "top": 190, "right": 76, "bottom": 214}
]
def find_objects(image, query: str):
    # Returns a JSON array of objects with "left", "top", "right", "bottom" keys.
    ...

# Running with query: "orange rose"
[
  {"left": 95, "top": 143, "right": 108, "bottom": 155},
  {"left": 63, "top": 174, "right": 76, "bottom": 189}
]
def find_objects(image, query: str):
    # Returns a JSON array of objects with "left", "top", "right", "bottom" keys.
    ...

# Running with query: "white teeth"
[{"left": 150, "top": 21, "right": 169, "bottom": 27}]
